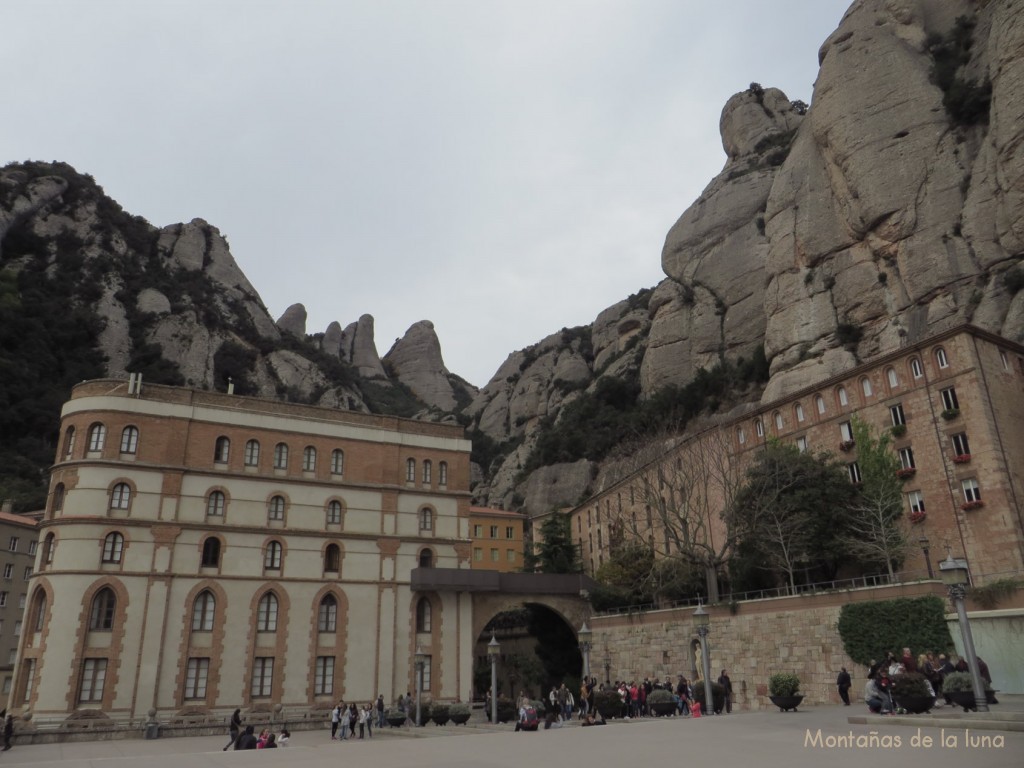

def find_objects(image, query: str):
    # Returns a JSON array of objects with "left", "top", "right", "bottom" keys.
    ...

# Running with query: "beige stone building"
[
  {"left": 468, "top": 507, "right": 526, "bottom": 572},
  {"left": 571, "top": 326, "right": 1024, "bottom": 586},
  {"left": 0, "top": 509, "right": 39, "bottom": 700},
  {"left": 10, "top": 379, "right": 474, "bottom": 724}
]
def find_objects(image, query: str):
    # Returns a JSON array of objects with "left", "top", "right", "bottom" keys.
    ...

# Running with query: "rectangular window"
[
  {"left": 0, "top": 592, "right": 6, "bottom": 607},
  {"left": 889, "top": 403, "right": 906, "bottom": 426},
  {"left": 28, "top": 541, "right": 37, "bottom": 556},
  {"left": 18, "top": 594, "right": 25, "bottom": 610},
  {"left": 314, "top": 656, "right": 335, "bottom": 696},
  {"left": 23, "top": 566, "right": 31, "bottom": 580},
  {"left": 420, "top": 655, "right": 432, "bottom": 691},
  {"left": 6, "top": 650, "right": 13, "bottom": 665},
  {"left": 8, "top": 538, "right": 18, "bottom": 552},
  {"left": 250, "top": 657, "right": 274, "bottom": 697},
  {"left": 899, "top": 447, "right": 915, "bottom": 470},
  {"left": 473, "top": 525, "right": 482, "bottom": 537},
  {"left": 795, "top": 403, "right": 805, "bottom": 422},
  {"left": 940, "top": 387, "right": 959, "bottom": 412},
  {"left": 908, "top": 491, "right": 925, "bottom": 513},
  {"left": 490, "top": 548, "right": 499, "bottom": 562},
  {"left": 951, "top": 432, "right": 971, "bottom": 457},
  {"left": 840, "top": 422, "right": 854, "bottom": 442},
  {"left": 21, "top": 658, "right": 35, "bottom": 703},
  {"left": 1000, "top": 350, "right": 1010, "bottom": 371},
  {"left": 848, "top": 462, "right": 862, "bottom": 484},
  {"left": 2, "top": 564, "right": 11, "bottom": 580},
  {"left": 2, "top": 677, "right": 10, "bottom": 695},
  {"left": 78, "top": 658, "right": 108, "bottom": 703},
  {"left": 507, "top": 549, "right": 515, "bottom": 562},
  {"left": 184, "top": 658, "right": 210, "bottom": 700},
  {"left": 13, "top": 621, "right": 21, "bottom": 637},
  {"left": 911, "top": 358, "right": 924, "bottom": 379},
  {"left": 489, "top": 526, "right": 498, "bottom": 538},
  {"left": 506, "top": 526, "right": 514, "bottom": 539},
  {"left": 796, "top": 436, "right": 808, "bottom": 453},
  {"left": 473, "top": 547, "right": 482, "bottom": 562},
  {"left": 962, "top": 479, "right": 981, "bottom": 503}
]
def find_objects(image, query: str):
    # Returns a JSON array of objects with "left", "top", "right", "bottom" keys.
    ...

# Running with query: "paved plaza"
[{"left": 2, "top": 700, "right": 1022, "bottom": 768}]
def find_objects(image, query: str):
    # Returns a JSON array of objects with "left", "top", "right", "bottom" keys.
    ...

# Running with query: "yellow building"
[{"left": 468, "top": 506, "right": 526, "bottom": 572}]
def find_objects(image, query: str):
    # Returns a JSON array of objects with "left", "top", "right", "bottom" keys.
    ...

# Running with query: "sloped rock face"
[
  {"left": 383, "top": 320, "right": 478, "bottom": 412},
  {"left": 341, "top": 314, "right": 388, "bottom": 379},
  {"left": 762, "top": 0, "right": 1024, "bottom": 400}
]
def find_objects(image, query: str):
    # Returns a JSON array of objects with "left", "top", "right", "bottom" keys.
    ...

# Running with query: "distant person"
[
  {"left": 717, "top": 670, "right": 733, "bottom": 713},
  {"left": 277, "top": 729, "right": 290, "bottom": 746},
  {"left": 837, "top": 667, "right": 852, "bottom": 706},
  {"left": 2, "top": 714, "right": 13, "bottom": 751},
  {"left": 224, "top": 707, "right": 242, "bottom": 750},
  {"left": 235, "top": 725, "right": 258, "bottom": 750}
]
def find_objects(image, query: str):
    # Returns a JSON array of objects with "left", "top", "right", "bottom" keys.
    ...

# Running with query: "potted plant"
[
  {"left": 891, "top": 672, "right": 934, "bottom": 714},
  {"left": 961, "top": 500, "right": 985, "bottom": 511},
  {"left": 952, "top": 453, "right": 971, "bottom": 464},
  {"left": 941, "top": 408, "right": 960, "bottom": 420},
  {"left": 495, "top": 699, "right": 516, "bottom": 724},
  {"left": 895, "top": 467, "right": 916, "bottom": 480},
  {"left": 647, "top": 688, "right": 677, "bottom": 717},
  {"left": 890, "top": 424, "right": 907, "bottom": 438},
  {"left": 593, "top": 689, "right": 625, "bottom": 719},
  {"left": 941, "top": 672, "right": 993, "bottom": 711},
  {"left": 448, "top": 702, "right": 471, "bottom": 725},
  {"left": 909, "top": 510, "right": 926, "bottom": 524},
  {"left": 768, "top": 673, "right": 803, "bottom": 712},
  {"left": 385, "top": 707, "right": 407, "bottom": 727},
  {"left": 691, "top": 680, "right": 726, "bottom": 714},
  {"left": 427, "top": 702, "right": 450, "bottom": 726},
  {"left": 839, "top": 440, "right": 856, "bottom": 452}
]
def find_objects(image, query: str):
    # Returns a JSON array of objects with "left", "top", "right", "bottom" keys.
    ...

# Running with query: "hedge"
[{"left": 837, "top": 596, "right": 953, "bottom": 666}]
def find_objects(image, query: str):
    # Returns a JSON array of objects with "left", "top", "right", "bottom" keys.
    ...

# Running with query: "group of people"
[
  {"left": 855, "top": 646, "right": 997, "bottom": 713},
  {"left": 223, "top": 709, "right": 290, "bottom": 750},
  {"left": 329, "top": 697, "right": 394, "bottom": 740}
]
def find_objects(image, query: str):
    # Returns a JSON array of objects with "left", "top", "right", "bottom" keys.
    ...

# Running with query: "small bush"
[
  {"left": 768, "top": 673, "right": 801, "bottom": 697},
  {"left": 891, "top": 672, "right": 930, "bottom": 698},
  {"left": 691, "top": 680, "right": 726, "bottom": 713}
]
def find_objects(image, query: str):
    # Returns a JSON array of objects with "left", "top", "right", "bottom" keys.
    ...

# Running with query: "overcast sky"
[{"left": 3, "top": 0, "right": 851, "bottom": 388}]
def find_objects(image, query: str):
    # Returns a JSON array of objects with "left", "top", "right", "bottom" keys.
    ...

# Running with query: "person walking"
[
  {"left": 2, "top": 714, "right": 13, "bottom": 751},
  {"left": 339, "top": 701, "right": 351, "bottom": 740},
  {"left": 357, "top": 704, "right": 367, "bottom": 739},
  {"left": 376, "top": 695, "right": 385, "bottom": 728},
  {"left": 331, "top": 702, "right": 341, "bottom": 740},
  {"left": 717, "top": 670, "right": 733, "bottom": 714},
  {"left": 837, "top": 667, "right": 852, "bottom": 706},
  {"left": 224, "top": 707, "right": 243, "bottom": 750}
]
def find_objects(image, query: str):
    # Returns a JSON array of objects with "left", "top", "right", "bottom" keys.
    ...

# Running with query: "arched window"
[
  {"left": 773, "top": 411, "right": 784, "bottom": 431},
  {"left": 43, "top": 533, "right": 55, "bottom": 564},
  {"left": 330, "top": 449, "right": 344, "bottom": 475},
  {"left": 192, "top": 590, "right": 215, "bottom": 631},
  {"left": 861, "top": 377, "right": 873, "bottom": 397},
  {"left": 214, "top": 436, "right": 230, "bottom": 463},
  {"left": 326, "top": 500, "right": 342, "bottom": 526},
  {"left": 87, "top": 423, "right": 106, "bottom": 452},
  {"left": 815, "top": 394, "right": 826, "bottom": 415},
  {"left": 102, "top": 532, "right": 124, "bottom": 563},
  {"left": 419, "top": 549, "right": 433, "bottom": 568},
  {"left": 935, "top": 347, "right": 949, "bottom": 369},
  {"left": 256, "top": 592, "right": 278, "bottom": 631},
  {"left": 264, "top": 540, "right": 282, "bottom": 570},
  {"left": 438, "top": 461, "right": 448, "bottom": 486},
  {"left": 201, "top": 537, "right": 221, "bottom": 568},
  {"left": 268, "top": 495, "right": 286, "bottom": 521},
  {"left": 406, "top": 458, "right": 416, "bottom": 482},
  {"left": 423, "top": 460, "right": 432, "bottom": 484},
  {"left": 32, "top": 589, "right": 47, "bottom": 632},
  {"left": 910, "top": 357, "right": 924, "bottom": 379},
  {"left": 89, "top": 587, "right": 116, "bottom": 630},
  {"left": 837, "top": 386, "right": 849, "bottom": 407},
  {"left": 318, "top": 595, "right": 337, "bottom": 632},
  {"left": 419, "top": 507, "right": 433, "bottom": 531},
  {"left": 886, "top": 367, "right": 899, "bottom": 388},
  {"left": 324, "top": 543, "right": 341, "bottom": 572},
  {"left": 206, "top": 490, "right": 225, "bottom": 517},
  {"left": 52, "top": 483, "right": 65, "bottom": 512},
  {"left": 244, "top": 439, "right": 260, "bottom": 466},
  {"left": 737, "top": 426, "right": 746, "bottom": 445},
  {"left": 120, "top": 426, "right": 139, "bottom": 454},
  {"left": 273, "top": 442, "right": 289, "bottom": 469},
  {"left": 110, "top": 482, "right": 132, "bottom": 510},
  {"left": 63, "top": 426, "right": 76, "bottom": 460},
  {"left": 754, "top": 419, "right": 764, "bottom": 437},
  {"left": 416, "top": 598, "right": 432, "bottom": 632},
  {"left": 302, "top": 446, "right": 317, "bottom": 472},
  {"left": 794, "top": 403, "right": 805, "bottom": 423}
]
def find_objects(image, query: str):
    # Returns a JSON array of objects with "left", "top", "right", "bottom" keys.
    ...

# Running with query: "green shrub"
[
  {"left": 495, "top": 699, "right": 516, "bottom": 723},
  {"left": 970, "top": 577, "right": 1022, "bottom": 610},
  {"left": 593, "top": 690, "right": 624, "bottom": 718},
  {"left": 941, "top": 671, "right": 992, "bottom": 693},
  {"left": 837, "top": 596, "right": 953, "bottom": 666},
  {"left": 768, "top": 673, "right": 800, "bottom": 697},
  {"left": 891, "top": 672, "right": 930, "bottom": 698},
  {"left": 691, "top": 680, "right": 726, "bottom": 712},
  {"left": 647, "top": 688, "right": 674, "bottom": 705}
]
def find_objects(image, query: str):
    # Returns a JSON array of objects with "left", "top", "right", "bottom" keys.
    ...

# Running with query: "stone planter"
[
  {"left": 948, "top": 691, "right": 978, "bottom": 712},
  {"left": 649, "top": 701, "right": 677, "bottom": 717},
  {"left": 768, "top": 695, "right": 804, "bottom": 712},
  {"left": 386, "top": 714, "right": 407, "bottom": 728},
  {"left": 894, "top": 695, "right": 934, "bottom": 714},
  {"left": 449, "top": 711, "right": 471, "bottom": 725}
]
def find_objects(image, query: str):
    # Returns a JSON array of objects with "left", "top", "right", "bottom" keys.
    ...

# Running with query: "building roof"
[
  {"left": 469, "top": 506, "right": 527, "bottom": 519},
  {"left": 0, "top": 511, "right": 39, "bottom": 529}
]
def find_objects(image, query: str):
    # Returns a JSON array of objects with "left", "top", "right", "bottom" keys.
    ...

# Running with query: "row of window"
[
  {"left": 62, "top": 424, "right": 139, "bottom": 459},
  {"left": 216, "top": 437, "right": 346, "bottom": 475},
  {"left": 0, "top": 564, "right": 33, "bottom": 581},
  {"left": 471, "top": 525, "right": 516, "bottom": 539},
  {"left": 405, "top": 458, "right": 448, "bottom": 485},
  {"left": 473, "top": 547, "right": 518, "bottom": 563}
]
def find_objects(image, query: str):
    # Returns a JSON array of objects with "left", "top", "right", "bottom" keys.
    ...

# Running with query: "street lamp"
[
  {"left": 414, "top": 646, "right": 426, "bottom": 726},
  {"left": 918, "top": 535, "right": 934, "bottom": 579},
  {"left": 487, "top": 635, "right": 500, "bottom": 725},
  {"left": 693, "top": 602, "right": 714, "bottom": 715},
  {"left": 603, "top": 652, "right": 611, "bottom": 685},
  {"left": 578, "top": 622, "right": 592, "bottom": 681},
  {"left": 939, "top": 554, "right": 988, "bottom": 712}
]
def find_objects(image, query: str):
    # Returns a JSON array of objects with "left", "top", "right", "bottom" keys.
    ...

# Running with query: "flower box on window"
[
  {"left": 952, "top": 454, "right": 971, "bottom": 464},
  {"left": 909, "top": 510, "right": 927, "bottom": 524},
  {"left": 941, "top": 408, "right": 960, "bottom": 421},
  {"left": 890, "top": 424, "right": 907, "bottom": 438},
  {"left": 895, "top": 467, "right": 916, "bottom": 480},
  {"left": 961, "top": 500, "right": 984, "bottom": 511},
  {"left": 839, "top": 440, "right": 856, "bottom": 452}
]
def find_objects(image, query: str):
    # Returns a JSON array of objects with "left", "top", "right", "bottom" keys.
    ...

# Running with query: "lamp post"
[
  {"left": 578, "top": 622, "right": 592, "bottom": 681},
  {"left": 918, "top": 535, "right": 934, "bottom": 579},
  {"left": 603, "top": 653, "right": 611, "bottom": 686},
  {"left": 693, "top": 602, "right": 714, "bottom": 715},
  {"left": 939, "top": 554, "right": 988, "bottom": 712},
  {"left": 487, "top": 635, "right": 500, "bottom": 725},
  {"left": 414, "top": 646, "right": 426, "bottom": 726}
]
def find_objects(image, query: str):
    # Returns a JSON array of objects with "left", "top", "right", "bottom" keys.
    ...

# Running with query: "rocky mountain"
[{"left": 1, "top": 0, "right": 1021, "bottom": 520}]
